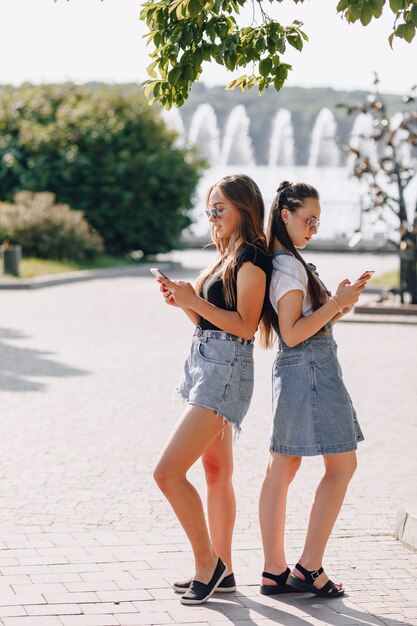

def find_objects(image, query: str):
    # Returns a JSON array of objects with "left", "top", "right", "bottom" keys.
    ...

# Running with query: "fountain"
[
  {"left": 268, "top": 109, "right": 295, "bottom": 167},
  {"left": 308, "top": 108, "right": 341, "bottom": 168},
  {"left": 160, "top": 107, "right": 186, "bottom": 148},
  {"left": 164, "top": 102, "right": 413, "bottom": 242},
  {"left": 348, "top": 112, "right": 378, "bottom": 166},
  {"left": 219, "top": 105, "right": 255, "bottom": 166},
  {"left": 187, "top": 104, "right": 220, "bottom": 164}
]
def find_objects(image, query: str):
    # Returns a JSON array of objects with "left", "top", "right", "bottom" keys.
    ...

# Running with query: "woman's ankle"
[{"left": 263, "top": 561, "right": 288, "bottom": 574}]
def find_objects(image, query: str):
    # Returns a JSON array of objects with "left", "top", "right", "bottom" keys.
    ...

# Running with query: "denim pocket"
[
  {"left": 238, "top": 359, "right": 254, "bottom": 401},
  {"left": 275, "top": 354, "right": 302, "bottom": 369},
  {"left": 314, "top": 345, "right": 336, "bottom": 368},
  {"left": 197, "top": 339, "right": 236, "bottom": 366}
]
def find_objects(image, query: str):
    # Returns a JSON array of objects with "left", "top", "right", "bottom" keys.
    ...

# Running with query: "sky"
[{"left": 0, "top": 0, "right": 416, "bottom": 95}]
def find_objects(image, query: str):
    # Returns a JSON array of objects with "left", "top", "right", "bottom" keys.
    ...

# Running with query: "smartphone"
[
  {"left": 356, "top": 270, "right": 375, "bottom": 281},
  {"left": 150, "top": 267, "right": 170, "bottom": 280}
]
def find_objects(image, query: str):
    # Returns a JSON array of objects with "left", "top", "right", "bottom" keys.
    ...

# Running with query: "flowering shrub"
[{"left": 0, "top": 191, "right": 104, "bottom": 260}]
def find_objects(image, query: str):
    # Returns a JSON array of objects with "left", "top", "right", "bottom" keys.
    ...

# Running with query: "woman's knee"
[
  {"left": 324, "top": 452, "right": 357, "bottom": 482},
  {"left": 153, "top": 459, "right": 183, "bottom": 493},
  {"left": 202, "top": 456, "right": 233, "bottom": 487},
  {"left": 266, "top": 454, "right": 301, "bottom": 483}
]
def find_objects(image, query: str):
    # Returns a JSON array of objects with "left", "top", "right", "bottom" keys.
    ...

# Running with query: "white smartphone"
[
  {"left": 150, "top": 267, "right": 170, "bottom": 280},
  {"left": 356, "top": 270, "right": 375, "bottom": 281}
]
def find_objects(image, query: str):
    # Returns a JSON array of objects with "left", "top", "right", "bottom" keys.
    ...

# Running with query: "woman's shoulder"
[
  {"left": 271, "top": 253, "right": 308, "bottom": 282},
  {"left": 237, "top": 243, "right": 271, "bottom": 271}
]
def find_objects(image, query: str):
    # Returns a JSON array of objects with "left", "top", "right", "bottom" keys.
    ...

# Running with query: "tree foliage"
[
  {"left": 0, "top": 84, "right": 203, "bottom": 255},
  {"left": 141, "top": 0, "right": 417, "bottom": 109}
]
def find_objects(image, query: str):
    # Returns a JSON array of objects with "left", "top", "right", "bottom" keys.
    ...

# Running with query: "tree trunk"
[{"left": 399, "top": 229, "right": 417, "bottom": 304}]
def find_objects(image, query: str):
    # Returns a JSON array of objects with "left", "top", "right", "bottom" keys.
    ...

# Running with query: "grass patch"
[
  {"left": 369, "top": 270, "right": 399, "bottom": 288},
  {"left": 10, "top": 256, "right": 137, "bottom": 279}
]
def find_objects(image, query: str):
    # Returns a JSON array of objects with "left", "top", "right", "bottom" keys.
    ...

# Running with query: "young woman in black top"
[{"left": 153, "top": 174, "right": 270, "bottom": 605}]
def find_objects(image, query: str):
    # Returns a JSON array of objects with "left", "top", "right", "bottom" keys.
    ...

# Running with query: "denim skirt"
[
  {"left": 271, "top": 327, "right": 364, "bottom": 456},
  {"left": 177, "top": 325, "right": 255, "bottom": 432}
]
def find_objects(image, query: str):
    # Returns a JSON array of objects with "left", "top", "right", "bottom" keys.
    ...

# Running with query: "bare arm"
[
  {"left": 163, "top": 262, "right": 266, "bottom": 340},
  {"left": 330, "top": 305, "right": 353, "bottom": 324},
  {"left": 277, "top": 279, "right": 366, "bottom": 347}
]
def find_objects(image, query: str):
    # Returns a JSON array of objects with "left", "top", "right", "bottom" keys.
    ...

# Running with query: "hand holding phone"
[
  {"left": 356, "top": 270, "right": 375, "bottom": 282},
  {"left": 150, "top": 267, "right": 170, "bottom": 281}
]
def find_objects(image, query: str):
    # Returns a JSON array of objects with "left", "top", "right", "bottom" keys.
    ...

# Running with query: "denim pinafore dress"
[{"left": 270, "top": 254, "right": 364, "bottom": 456}]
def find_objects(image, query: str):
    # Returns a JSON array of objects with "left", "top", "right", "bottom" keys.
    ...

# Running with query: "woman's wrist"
[{"left": 330, "top": 295, "right": 344, "bottom": 314}]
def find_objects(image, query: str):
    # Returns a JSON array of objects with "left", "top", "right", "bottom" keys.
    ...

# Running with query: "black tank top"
[{"left": 199, "top": 244, "right": 271, "bottom": 331}]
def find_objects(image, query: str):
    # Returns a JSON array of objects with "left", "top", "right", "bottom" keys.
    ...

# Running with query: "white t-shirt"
[{"left": 269, "top": 253, "right": 313, "bottom": 316}]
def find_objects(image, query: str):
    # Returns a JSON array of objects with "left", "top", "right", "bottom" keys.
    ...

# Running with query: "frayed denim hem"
[{"left": 177, "top": 394, "right": 242, "bottom": 441}]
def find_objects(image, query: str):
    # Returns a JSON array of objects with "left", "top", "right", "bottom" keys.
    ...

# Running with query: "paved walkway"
[{"left": 0, "top": 251, "right": 416, "bottom": 626}]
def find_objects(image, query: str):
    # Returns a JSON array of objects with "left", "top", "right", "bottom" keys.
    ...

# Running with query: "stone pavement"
[{"left": 0, "top": 251, "right": 416, "bottom": 626}]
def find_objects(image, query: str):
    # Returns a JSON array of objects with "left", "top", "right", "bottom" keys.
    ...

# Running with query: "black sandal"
[
  {"left": 260, "top": 567, "right": 305, "bottom": 595},
  {"left": 287, "top": 563, "right": 344, "bottom": 598}
]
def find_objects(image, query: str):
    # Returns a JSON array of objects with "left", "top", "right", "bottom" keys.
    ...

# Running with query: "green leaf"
[
  {"left": 336, "top": 0, "right": 349, "bottom": 11},
  {"left": 271, "top": 36, "right": 285, "bottom": 53},
  {"left": 360, "top": 5, "right": 374, "bottom": 26},
  {"left": 168, "top": 67, "right": 182, "bottom": 86},
  {"left": 388, "top": 31, "right": 395, "bottom": 48},
  {"left": 188, "top": 0, "right": 202, "bottom": 18},
  {"left": 287, "top": 33, "right": 303, "bottom": 51},
  {"left": 396, "top": 21, "right": 416, "bottom": 42},
  {"left": 146, "top": 60, "right": 159, "bottom": 78},
  {"left": 273, "top": 76, "right": 285, "bottom": 92},
  {"left": 255, "top": 36, "right": 266, "bottom": 53},
  {"left": 143, "top": 80, "right": 158, "bottom": 99},
  {"left": 349, "top": 4, "right": 363, "bottom": 19},
  {"left": 411, "top": 5, "right": 417, "bottom": 26},
  {"left": 225, "top": 74, "right": 247, "bottom": 90},
  {"left": 370, "top": 0, "right": 384, "bottom": 18},
  {"left": 182, "top": 64, "right": 196, "bottom": 80},
  {"left": 182, "top": 26, "right": 194, "bottom": 45},
  {"left": 274, "top": 64, "right": 288, "bottom": 81},
  {"left": 389, "top": 0, "right": 403, "bottom": 13},
  {"left": 259, "top": 57, "right": 273, "bottom": 77}
]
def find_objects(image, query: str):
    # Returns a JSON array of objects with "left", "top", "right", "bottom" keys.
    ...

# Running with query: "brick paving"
[{"left": 0, "top": 251, "right": 416, "bottom": 625}]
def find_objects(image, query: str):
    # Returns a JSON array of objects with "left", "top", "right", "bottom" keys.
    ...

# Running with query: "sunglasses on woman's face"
[
  {"left": 205, "top": 207, "right": 224, "bottom": 220},
  {"left": 304, "top": 216, "right": 320, "bottom": 230},
  {"left": 294, "top": 213, "right": 320, "bottom": 230}
]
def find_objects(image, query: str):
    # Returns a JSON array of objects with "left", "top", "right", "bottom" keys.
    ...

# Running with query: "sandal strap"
[
  {"left": 294, "top": 563, "right": 324, "bottom": 585},
  {"left": 261, "top": 568, "right": 290, "bottom": 585},
  {"left": 320, "top": 579, "right": 339, "bottom": 595}
]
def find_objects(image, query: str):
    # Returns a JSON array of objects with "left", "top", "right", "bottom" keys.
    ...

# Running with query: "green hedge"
[
  {"left": 0, "top": 84, "right": 203, "bottom": 255},
  {"left": 0, "top": 192, "right": 104, "bottom": 261}
]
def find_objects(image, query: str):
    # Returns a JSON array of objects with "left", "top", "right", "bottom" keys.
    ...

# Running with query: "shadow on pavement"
[
  {"left": 201, "top": 592, "right": 409, "bottom": 626},
  {"left": 0, "top": 326, "right": 89, "bottom": 391}
]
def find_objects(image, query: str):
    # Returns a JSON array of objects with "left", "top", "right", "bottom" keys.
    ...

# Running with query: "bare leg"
[
  {"left": 292, "top": 451, "right": 357, "bottom": 591},
  {"left": 259, "top": 453, "right": 301, "bottom": 585},
  {"left": 202, "top": 423, "right": 235, "bottom": 574},
  {"left": 153, "top": 404, "right": 225, "bottom": 583}
]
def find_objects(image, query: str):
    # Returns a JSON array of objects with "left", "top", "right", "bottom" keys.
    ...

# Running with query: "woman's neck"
[
  {"left": 272, "top": 238, "right": 286, "bottom": 253},
  {"left": 222, "top": 235, "right": 242, "bottom": 257}
]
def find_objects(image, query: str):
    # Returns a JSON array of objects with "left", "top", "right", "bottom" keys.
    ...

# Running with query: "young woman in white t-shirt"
[{"left": 258, "top": 180, "right": 368, "bottom": 598}]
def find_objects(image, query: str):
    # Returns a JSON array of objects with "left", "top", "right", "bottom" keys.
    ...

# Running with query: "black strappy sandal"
[
  {"left": 287, "top": 563, "right": 344, "bottom": 598},
  {"left": 260, "top": 567, "right": 305, "bottom": 595}
]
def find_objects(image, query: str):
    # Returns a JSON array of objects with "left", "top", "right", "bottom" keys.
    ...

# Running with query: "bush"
[
  {"left": 0, "top": 84, "right": 204, "bottom": 255},
  {"left": 0, "top": 191, "right": 104, "bottom": 261}
]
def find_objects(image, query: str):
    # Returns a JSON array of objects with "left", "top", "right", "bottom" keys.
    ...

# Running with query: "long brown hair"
[
  {"left": 260, "top": 180, "right": 328, "bottom": 348},
  {"left": 195, "top": 174, "right": 267, "bottom": 312}
]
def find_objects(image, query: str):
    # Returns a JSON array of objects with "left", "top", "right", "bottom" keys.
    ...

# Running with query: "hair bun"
[{"left": 276, "top": 181, "right": 292, "bottom": 194}]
